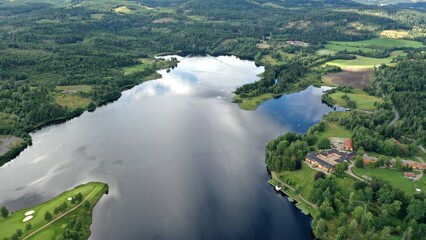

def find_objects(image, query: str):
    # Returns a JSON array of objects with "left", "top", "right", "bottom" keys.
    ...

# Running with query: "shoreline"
[{"left": 0, "top": 71, "right": 166, "bottom": 167}]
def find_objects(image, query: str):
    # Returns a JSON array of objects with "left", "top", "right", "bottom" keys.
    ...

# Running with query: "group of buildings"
[
  {"left": 305, "top": 137, "right": 426, "bottom": 174},
  {"left": 305, "top": 139, "right": 356, "bottom": 173}
]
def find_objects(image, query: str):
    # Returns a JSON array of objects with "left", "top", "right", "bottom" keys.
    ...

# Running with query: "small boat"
[{"left": 275, "top": 186, "right": 282, "bottom": 191}]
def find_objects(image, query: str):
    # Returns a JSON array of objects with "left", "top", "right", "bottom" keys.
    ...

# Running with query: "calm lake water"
[{"left": 0, "top": 56, "right": 337, "bottom": 240}]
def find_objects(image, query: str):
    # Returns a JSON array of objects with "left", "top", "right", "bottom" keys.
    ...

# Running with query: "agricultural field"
[
  {"left": 380, "top": 30, "right": 410, "bottom": 39},
  {"left": 0, "top": 135, "right": 23, "bottom": 156},
  {"left": 328, "top": 89, "right": 382, "bottom": 111},
  {"left": 322, "top": 68, "right": 373, "bottom": 89},
  {"left": 325, "top": 38, "right": 424, "bottom": 53},
  {"left": 0, "top": 182, "right": 108, "bottom": 240},
  {"left": 352, "top": 168, "right": 425, "bottom": 194},
  {"left": 324, "top": 51, "right": 403, "bottom": 69},
  {"left": 114, "top": 6, "right": 132, "bottom": 14}
]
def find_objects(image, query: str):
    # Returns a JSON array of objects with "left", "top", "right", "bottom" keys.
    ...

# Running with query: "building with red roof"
[{"left": 344, "top": 139, "right": 354, "bottom": 151}]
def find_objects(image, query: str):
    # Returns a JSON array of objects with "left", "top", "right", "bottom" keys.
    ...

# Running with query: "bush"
[{"left": 318, "top": 138, "right": 331, "bottom": 149}]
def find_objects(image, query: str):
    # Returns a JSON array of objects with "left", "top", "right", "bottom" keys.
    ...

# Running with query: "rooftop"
[{"left": 306, "top": 149, "right": 355, "bottom": 169}]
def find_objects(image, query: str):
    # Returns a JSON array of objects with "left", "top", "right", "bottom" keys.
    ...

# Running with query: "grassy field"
[
  {"left": 258, "top": 50, "right": 295, "bottom": 66},
  {"left": 233, "top": 93, "right": 275, "bottom": 110},
  {"left": 276, "top": 164, "right": 318, "bottom": 199},
  {"left": 273, "top": 163, "right": 358, "bottom": 213},
  {"left": 122, "top": 58, "right": 155, "bottom": 75},
  {"left": 0, "top": 182, "right": 108, "bottom": 240},
  {"left": 380, "top": 30, "right": 410, "bottom": 39},
  {"left": 122, "top": 58, "right": 174, "bottom": 76},
  {"left": 325, "top": 38, "right": 423, "bottom": 53},
  {"left": 54, "top": 95, "right": 92, "bottom": 110},
  {"left": 329, "top": 89, "right": 382, "bottom": 111},
  {"left": 317, "top": 49, "right": 337, "bottom": 56},
  {"left": 114, "top": 6, "right": 132, "bottom": 14},
  {"left": 352, "top": 168, "right": 425, "bottom": 194},
  {"left": 324, "top": 51, "right": 403, "bottom": 69},
  {"left": 316, "top": 122, "right": 352, "bottom": 145},
  {"left": 325, "top": 42, "right": 375, "bottom": 53}
]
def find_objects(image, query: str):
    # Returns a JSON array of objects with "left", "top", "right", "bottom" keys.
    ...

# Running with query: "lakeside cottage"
[{"left": 306, "top": 149, "right": 356, "bottom": 172}]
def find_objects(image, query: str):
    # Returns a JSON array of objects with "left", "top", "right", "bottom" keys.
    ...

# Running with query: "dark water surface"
[{"left": 0, "top": 56, "right": 336, "bottom": 240}]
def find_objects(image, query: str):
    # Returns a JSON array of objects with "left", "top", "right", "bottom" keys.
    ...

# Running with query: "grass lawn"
[
  {"left": 0, "top": 182, "right": 108, "bottom": 240},
  {"left": 334, "top": 173, "right": 359, "bottom": 198},
  {"left": 316, "top": 122, "right": 352, "bottom": 146},
  {"left": 329, "top": 89, "right": 382, "bottom": 111},
  {"left": 276, "top": 164, "right": 317, "bottom": 200},
  {"left": 352, "top": 168, "right": 425, "bottom": 194},
  {"left": 324, "top": 51, "right": 403, "bottom": 69}
]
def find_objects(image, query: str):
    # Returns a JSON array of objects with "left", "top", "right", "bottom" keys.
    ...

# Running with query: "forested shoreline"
[{"left": 1, "top": 1, "right": 426, "bottom": 239}]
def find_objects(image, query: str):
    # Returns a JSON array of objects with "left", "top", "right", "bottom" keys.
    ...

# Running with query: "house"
[
  {"left": 306, "top": 149, "right": 355, "bottom": 173},
  {"left": 402, "top": 160, "right": 426, "bottom": 170},
  {"left": 404, "top": 172, "right": 416, "bottom": 179},
  {"left": 344, "top": 139, "right": 354, "bottom": 151},
  {"left": 363, "top": 154, "right": 378, "bottom": 166}
]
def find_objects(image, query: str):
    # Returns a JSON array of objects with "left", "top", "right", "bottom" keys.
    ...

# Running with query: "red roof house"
[
  {"left": 404, "top": 172, "right": 416, "bottom": 179},
  {"left": 344, "top": 139, "right": 354, "bottom": 151}
]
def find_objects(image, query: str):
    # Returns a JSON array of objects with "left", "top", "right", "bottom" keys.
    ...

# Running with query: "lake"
[{"left": 0, "top": 56, "right": 337, "bottom": 240}]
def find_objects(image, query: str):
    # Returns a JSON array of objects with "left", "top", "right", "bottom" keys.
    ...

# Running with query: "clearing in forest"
[
  {"left": 328, "top": 89, "right": 382, "bottom": 111},
  {"left": 380, "top": 30, "right": 410, "bottom": 39}
]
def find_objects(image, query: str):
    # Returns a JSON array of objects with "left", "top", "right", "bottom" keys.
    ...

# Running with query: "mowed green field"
[
  {"left": 276, "top": 163, "right": 358, "bottom": 200},
  {"left": 325, "top": 38, "right": 424, "bottom": 52},
  {"left": 0, "top": 182, "right": 108, "bottom": 240},
  {"left": 329, "top": 89, "right": 382, "bottom": 111},
  {"left": 276, "top": 164, "right": 317, "bottom": 200},
  {"left": 352, "top": 168, "right": 425, "bottom": 194},
  {"left": 316, "top": 122, "right": 352, "bottom": 145},
  {"left": 325, "top": 51, "right": 403, "bottom": 69}
]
